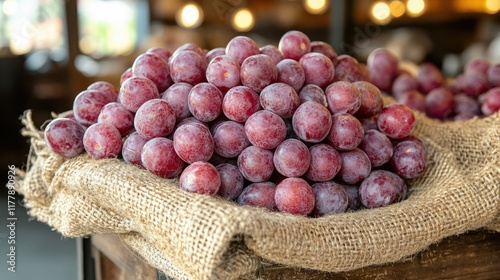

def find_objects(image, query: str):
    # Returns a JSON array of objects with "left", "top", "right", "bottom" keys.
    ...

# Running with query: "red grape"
[
  {"left": 298, "top": 84, "right": 327, "bottom": 106},
  {"left": 337, "top": 148, "right": 371, "bottom": 184},
  {"left": 292, "top": 101, "right": 332, "bottom": 143},
  {"left": 205, "top": 47, "right": 226, "bottom": 63},
  {"left": 222, "top": 85, "right": 260, "bottom": 122},
  {"left": 244, "top": 110, "right": 286, "bottom": 150},
  {"left": 122, "top": 132, "right": 147, "bottom": 167},
  {"left": 73, "top": 89, "right": 116, "bottom": 126},
  {"left": 237, "top": 145, "right": 274, "bottom": 182},
  {"left": 216, "top": 163, "right": 244, "bottom": 200},
  {"left": 333, "top": 54, "right": 362, "bottom": 83},
  {"left": 141, "top": 137, "right": 184, "bottom": 178},
  {"left": 325, "top": 81, "right": 361, "bottom": 115},
  {"left": 367, "top": 48, "right": 399, "bottom": 92},
  {"left": 396, "top": 90, "right": 426, "bottom": 113},
  {"left": 306, "top": 143, "right": 341, "bottom": 182},
  {"left": 179, "top": 161, "right": 221, "bottom": 195},
  {"left": 453, "top": 94, "right": 480, "bottom": 116},
  {"left": 44, "top": 118, "right": 85, "bottom": 158},
  {"left": 276, "top": 59, "right": 306, "bottom": 92},
  {"left": 341, "top": 184, "right": 360, "bottom": 210},
  {"left": 206, "top": 55, "right": 241, "bottom": 92},
  {"left": 169, "top": 50, "right": 207, "bottom": 85},
  {"left": 120, "top": 67, "right": 133, "bottom": 86},
  {"left": 119, "top": 76, "right": 160, "bottom": 113},
  {"left": 299, "top": 52, "right": 335, "bottom": 88},
  {"left": 275, "top": 177, "right": 315, "bottom": 216},
  {"left": 132, "top": 52, "right": 172, "bottom": 92},
  {"left": 359, "top": 129, "right": 393, "bottom": 167},
  {"left": 260, "top": 83, "right": 300, "bottom": 118},
  {"left": 273, "top": 139, "right": 311, "bottom": 177},
  {"left": 353, "top": 81, "right": 383, "bottom": 118},
  {"left": 278, "top": 30, "right": 311, "bottom": 61},
  {"left": 161, "top": 82, "right": 193, "bottom": 120},
  {"left": 146, "top": 47, "right": 172, "bottom": 64},
  {"left": 173, "top": 122, "right": 214, "bottom": 164},
  {"left": 98, "top": 102, "right": 134, "bottom": 136},
  {"left": 259, "top": 44, "right": 284, "bottom": 65},
  {"left": 311, "top": 181, "right": 348, "bottom": 217},
  {"left": 172, "top": 42, "right": 205, "bottom": 58},
  {"left": 134, "top": 99, "right": 176, "bottom": 140},
  {"left": 87, "top": 81, "right": 118, "bottom": 98},
  {"left": 392, "top": 73, "right": 418, "bottom": 99},
  {"left": 327, "top": 113, "right": 364, "bottom": 151},
  {"left": 225, "top": 36, "right": 260, "bottom": 65},
  {"left": 359, "top": 116, "right": 378, "bottom": 132},
  {"left": 213, "top": 121, "right": 250, "bottom": 158},
  {"left": 310, "top": 41, "right": 338, "bottom": 64},
  {"left": 425, "top": 87, "right": 454, "bottom": 119},
  {"left": 240, "top": 54, "right": 278, "bottom": 93},
  {"left": 237, "top": 181, "right": 277, "bottom": 211},
  {"left": 464, "top": 58, "right": 490, "bottom": 77},
  {"left": 454, "top": 73, "right": 489, "bottom": 98},
  {"left": 488, "top": 63, "right": 500, "bottom": 87},
  {"left": 359, "top": 170, "right": 400, "bottom": 208},
  {"left": 417, "top": 63, "right": 445, "bottom": 94},
  {"left": 391, "top": 140, "right": 426, "bottom": 179},
  {"left": 377, "top": 104, "right": 415, "bottom": 139},
  {"left": 83, "top": 123, "right": 122, "bottom": 159},
  {"left": 481, "top": 87, "right": 500, "bottom": 116},
  {"left": 188, "top": 82, "right": 223, "bottom": 122}
]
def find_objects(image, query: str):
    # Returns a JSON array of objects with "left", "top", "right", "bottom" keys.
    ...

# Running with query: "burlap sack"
[{"left": 14, "top": 108, "right": 500, "bottom": 280}]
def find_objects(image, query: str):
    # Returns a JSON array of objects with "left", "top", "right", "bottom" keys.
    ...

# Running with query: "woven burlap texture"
[{"left": 15, "top": 109, "right": 500, "bottom": 280}]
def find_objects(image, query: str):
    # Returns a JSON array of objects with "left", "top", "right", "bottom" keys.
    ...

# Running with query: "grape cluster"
[
  {"left": 43, "top": 30, "right": 428, "bottom": 217},
  {"left": 368, "top": 48, "right": 500, "bottom": 121}
]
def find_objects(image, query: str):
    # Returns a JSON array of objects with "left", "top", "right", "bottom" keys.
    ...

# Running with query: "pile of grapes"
[
  {"left": 368, "top": 48, "right": 500, "bottom": 121},
  {"left": 43, "top": 30, "right": 427, "bottom": 217}
]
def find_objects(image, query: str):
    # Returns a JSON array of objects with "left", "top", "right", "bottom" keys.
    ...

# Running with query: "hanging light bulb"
[
  {"left": 371, "top": 1, "right": 392, "bottom": 25},
  {"left": 176, "top": 2, "right": 204, "bottom": 29},
  {"left": 303, "top": 0, "right": 329, "bottom": 15},
  {"left": 406, "top": 0, "right": 426, "bottom": 17},
  {"left": 389, "top": 0, "right": 405, "bottom": 18},
  {"left": 232, "top": 8, "right": 255, "bottom": 32},
  {"left": 485, "top": 0, "right": 500, "bottom": 14}
]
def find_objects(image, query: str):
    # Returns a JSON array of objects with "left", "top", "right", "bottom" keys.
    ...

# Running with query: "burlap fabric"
[{"left": 14, "top": 108, "right": 500, "bottom": 280}]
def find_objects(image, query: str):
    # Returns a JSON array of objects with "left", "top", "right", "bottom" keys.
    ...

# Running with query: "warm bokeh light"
[
  {"left": 176, "top": 2, "right": 203, "bottom": 29},
  {"left": 2, "top": 0, "right": 17, "bottom": 16},
  {"left": 389, "top": 0, "right": 405, "bottom": 17},
  {"left": 485, "top": 0, "right": 500, "bottom": 14},
  {"left": 371, "top": 1, "right": 392, "bottom": 25},
  {"left": 303, "top": 0, "right": 329, "bottom": 15},
  {"left": 407, "top": 0, "right": 426, "bottom": 17},
  {"left": 10, "top": 37, "right": 32, "bottom": 55},
  {"left": 232, "top": 8, "right": 254, "bottom": 32}
]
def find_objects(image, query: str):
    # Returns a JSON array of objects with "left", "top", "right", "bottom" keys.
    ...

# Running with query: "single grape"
[
  {"left": 173, "top": 122, "right": 214, "bottom": 164},
  {"left": 292, "top": 101, "right": 332, "bottom": 143},
  {"left": 278, "top": 30, "right": 311, "bottom": 61},
  {"left": 237, "top": 181, "right": 277, "bottom": 211},
  {"left": 259, "top": 44, "right": 284, "bottom": 65},
  {"left": 216, "top": 163, "right": 244, "bottom": 200},
  {"left": 488, "top": 63, "right": 500, "bottom": 87},
  {"left": 454, "top": 73, "right": 489, "bottom": 98},
  {"left": 97, "top": 102, "right": 134, "bottom": 137},
  {"left": 237, "top": 145, "right": 274, "bottom": 182},
  {"left": 240, "top": 54, "right": 278, "bottom": 93},
  {"left": 161, "top": 82, "right": 193, "bottom": 120},
  {"left": 122, "top": 132, "right": 147, "bottom": 167},
  {"left": 225, "top": 36, "right": 260, "bottom": 65},
  {"left": 357, "top": 63, "right": 371, "bottom": 82},
  {"left": 206, "top": 55, "right": 241, "bottom": 92},
  {"left": 367, "top": 48, "right": 399, "bottom": 92},
  {"left": 172, "top": 42, "right": 205, "bottom": 58},
  {"left": 276, "top": 59, "right": 306, "bottom": 92},
  {"left": 480, "top": 87, "right": 500, "bottom": 116},
  {"left": 188, "top": 82, "right": 223, "bottom": 122},
  {"left": 87, "top": 81, "right": 118, "bottom": 98},
  {"left": 205, "top": 47, "right": 226, "bottom": 63},
  {"left": 425, "top": 87, "right": 454, "bottom": 119},
  {"left": 213, "top": 121, "right": 250, "bottom": 158},
  {"left": 392, "top": 73, "right": 419, "bottom": 99},
  {"left": 141, "top": 137, "right": 184, "bottom": 178},
  {"left": 120, "top": 68, "right": 133, "bottom": 86},
  {"left": 179, "top": 161, "right": 221, "bottom": 195},
  {"left": 377, "top": 104, "right": 415, "bottom": 139},
  {"left": 453, "top": 94, "right": 480, "bottom": 116},
  {"left": 337, "top": 148, "right": 371, "bottom": 184},
  {"left": 327, "top": 113, "right": 364, "bottom": 151},
  {"left": 169, "top": 50, "right": 207, "bottom": 85},
  {"left": 273, "top": 139, "right": 311, "bottom": 178},
  {"left": 244, "top": 110, "right": 286, "bottom": 150},
  {"left": 359, "top": 170, "right": 400, "bottom": 208},
  {"left": 119, "top": 76, "right": 160, "bottom": 113},
  {"left": 83, "top": 123, "right": 122, "bottom": 159},
  {"left": 44, "top": 118, "right": 85, "bottom": 158},
  {"left": 306, "top": 143, "right": 342, "bottom": 182},
  {"left": 299, "top": 52, "right": 335, "bottom": 88},
  {"left": 260, "top": 83, "right": 300, "bottom": 118},
  {"left": 359, "top": 129, "right": 393, "bottom": 167},
  {"left": 73, "top": 89, "right": 116, "bottom": 126},
  {"left": 332, "top": 54, "right": 362, "bottom": 83},
  {"left": 391, "top": 140, "right": 427, "bottom": 179},
  {"left": 417, "top": 63, "right": 445, "bottom": 94},
  {"left": 310, "top": 41, "right": 338, "bottom": 64},
  {"left": 325, "top": 81, "right": 361, "bottom": 115},
  {"left": 134, "top": 99, "right": 176, "bottom": 140},
  {"left": 311, "top": 181, "right": 348, "bottom": 217},
  {"left": 274, "top": 178, "right": 315, "bottom": 216},
  {"left": 132, "top": 52, "right": 172, "bottom": 92},
  {"left": 298, "top": 84, "right": 327, "bottom": 106},
  {"left": 396, "top": 90, "right": 426, "bottom": 113},
  {"left": 353, "top": 81, "right": 383, "bottom": 118},
  {"left": 464, "top": 58, "right": 490, "bottom": 77},
  {"left": 341, "top": 184, "right": 360, "bottom": 210},
  {"left": 359, "top": 116, "right": 378, "bottom": 132},
  {"left": 222, "top": 85, "right": 260, "bottom": 122},
  {"left": 146, "top": 47, "right": 172, "bottom": 63}
]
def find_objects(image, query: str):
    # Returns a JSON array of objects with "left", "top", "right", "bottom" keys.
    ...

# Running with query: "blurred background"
[{"left": 0, "top": 0, "right": 499, "bottom": 279}]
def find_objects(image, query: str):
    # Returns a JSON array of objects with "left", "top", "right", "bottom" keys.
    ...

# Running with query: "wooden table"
[{"left": 81, "top": 230, "right": 500, "bottom": 280}]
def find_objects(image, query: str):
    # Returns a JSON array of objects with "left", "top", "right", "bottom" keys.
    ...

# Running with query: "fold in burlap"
[{"left": 14, "top": 109, "right": 500, "bottom": 280}]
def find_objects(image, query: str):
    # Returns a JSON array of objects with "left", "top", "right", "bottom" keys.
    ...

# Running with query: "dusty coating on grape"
[{"left": 179, "top": 161, "right": 221, "bottom": 195}]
